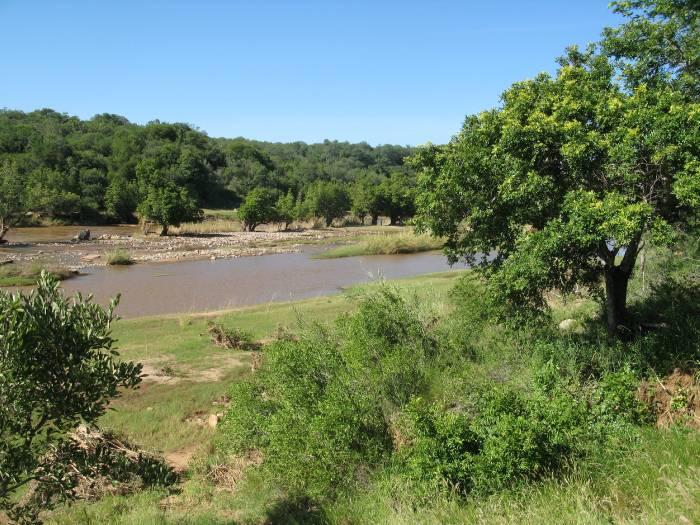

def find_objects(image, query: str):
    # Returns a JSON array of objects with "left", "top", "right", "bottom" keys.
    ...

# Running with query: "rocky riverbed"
[{"left": 0, "top": 228, "right": 373, "bottom": 270}]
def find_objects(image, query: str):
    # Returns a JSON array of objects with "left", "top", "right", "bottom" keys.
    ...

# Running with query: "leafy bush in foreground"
[
  {"left": 396, "top": 368, "right": 647, "bottom": 498},
  {"left": 218, "top": 287, "right": 437, "bottom": 501},
  {"left": 0, "top": 273, "right": 143, "bottom": 523}
]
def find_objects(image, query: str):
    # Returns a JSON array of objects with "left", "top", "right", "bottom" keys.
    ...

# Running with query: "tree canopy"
[
  {"left": 238, "top": 187, "right": 280, "bottom": 231},
  {"left": 0, "top": 110, "right": 416, "bottom": 233},
  {"left": 412, "top": 4, "right": 699, "bottom": 337}
]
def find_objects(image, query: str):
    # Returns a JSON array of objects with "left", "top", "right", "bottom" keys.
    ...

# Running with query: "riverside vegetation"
[
  {"left": 20, "top": 231, "right": 700, "bottom": 524},
  {"left": 1, "top": 1, "right": 699, "bottom": 523}
]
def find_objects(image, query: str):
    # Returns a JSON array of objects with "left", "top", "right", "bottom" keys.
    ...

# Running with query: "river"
[{"left": 56, "top": 248, "right": 458, "bottom": 317}]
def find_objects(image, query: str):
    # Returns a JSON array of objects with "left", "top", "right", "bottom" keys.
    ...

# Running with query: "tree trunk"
[
  {"left": 325, "top": 217, "right": 333, "bottom": 228},
  {"left": 598, "top": 233, "right": 642, "bottom": 339},
  {"left": 0, "top": 217, "right": 8, "bottom": 243},
  {"left": 371, "top": 214, "right": 378, "bottom": 226},
  {"left": 604, "top": 267, "right": 631, "bottom": 338},
  {"left": 160, "top": 224, "right": 169, "bottom": 236}
]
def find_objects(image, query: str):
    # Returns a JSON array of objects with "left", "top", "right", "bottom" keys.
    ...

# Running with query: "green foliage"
[
  {"left": 603, "top": 0, "right": 700, "bottom": 96},
  {"left": 106, "top": 249, "right": 134, "bottom": 266},
  {"left": 275, "top": 190, "right": 296, "bottom": 229},
  {"left": 0, "top": 273, "right": 142, "bottom": 521},
  {"left": 350, "top": 172, "right": 384, "bottom": 223},
  {"left": 397, "top": 366, "right": 647, "bottom": 499},
  {"left": 219, "top": 287, "right": 437, "bottom": 501},
  {"left": 0, "top": 109, "right": 415, "bottom": 227},
  {"left": 206, "top": 321, "right": 257, "bottom": 350},
  {"left": 136, "top": 181, "right": 202, "bottom": 235},
  {"left": 0, "top": 160, "right": 25, "bottom": 241},
  {"left": 377, "top": 171, "right": 417, "bottom": 225},
  {"left": 104, "top": 175, "right": 138, "bottom": 222},
  {"left": 237, "top": 187, "right": 279, "bottom": 231},
  {"left": 305, "top": 181, "right": 351, "bottom": 227},
  {"left": 412, "top": 43, "right": 700, "bottom": 335},
  {"left": 590, "top": 367, "right": 651, "bottom": 426}
]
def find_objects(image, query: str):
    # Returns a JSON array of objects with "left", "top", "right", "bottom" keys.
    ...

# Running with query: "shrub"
[
  {"left": 0, "top": 273, "right": 142, "bottom": 522},
  {"left": 218, "top": 286, "right": 437, "bottom": 501},
  {"left": 396, "top": 387, "right": 593, "bottom": 497},
  {"left": 590, "top": 366, "right": 651, "bottom": 426},
  {"left": 207, "top": 322, "right": 257, "bottom": 350},
  {"left": 106, "top": 249, "right": 134, "bottom": 266}
]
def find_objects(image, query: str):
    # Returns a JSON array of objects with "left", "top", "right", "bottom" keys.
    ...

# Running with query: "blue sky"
[{"left": 0, "top": 1, "right": 621, "bottom": 145}]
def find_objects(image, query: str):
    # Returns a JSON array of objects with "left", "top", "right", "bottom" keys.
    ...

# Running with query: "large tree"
[{"left": 412, "top": 47, "right": 699, "bottom": 337}]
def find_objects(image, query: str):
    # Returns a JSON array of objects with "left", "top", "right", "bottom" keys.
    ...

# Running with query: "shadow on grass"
[
  {"left": 264, "top": 497, "right": 328, "bottom": 525},
  {"left": 629, "top": 278, "right": 700, "bottom": 375}
]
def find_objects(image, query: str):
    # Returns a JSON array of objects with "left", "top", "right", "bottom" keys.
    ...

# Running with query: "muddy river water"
[
  {"left": 57, "top": 249, "right": 458, "bottom": 317},
  {"left": 2, "top": 226, "right": 462, "bottom": 317}
]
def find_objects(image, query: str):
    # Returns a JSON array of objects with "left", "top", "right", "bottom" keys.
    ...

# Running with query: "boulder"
[
  {"left": 558, "top": 318, "right": 579, "bottom": 331},
  {"left": 73, "top": 229, "right": 91, "bottom": 242}
]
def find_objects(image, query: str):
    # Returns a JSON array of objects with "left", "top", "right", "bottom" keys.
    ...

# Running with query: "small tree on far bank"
[
  {"left": 351, "top": 173, "right": 384, "bottom": 225},
  {"left": 275, "top": 191, "right": 296, "bottom": 230},
  {"left": 137, "top": 182, "right": 202, "bottom": 235},
  {"left": 306, "top": 181, "right": 351, "bottom": 227},
  {"left": 378, "top": 171, "right": 416, "bottom": 225},
  {"left": 238, "top": 187, "right": 279, "bottom": 232},
  {"left": 0, "top": 273, "right": 143, "bottom": 522}
]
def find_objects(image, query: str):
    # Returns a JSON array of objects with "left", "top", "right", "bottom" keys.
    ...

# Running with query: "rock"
[
  {"left": 207, "top": 414, "right": 219, "bottom": 428},
  {"left": 73, "top": 229, "right": 91, "bottom": 242},
  {"left": 558, "top": 318, "right": 578, "bottom": 331},
  {"left": 210, "top": 255, "right": 216, "bottom": 260},
  {"left": 81, "top": 254, "right": 101, "bottom": 262}
]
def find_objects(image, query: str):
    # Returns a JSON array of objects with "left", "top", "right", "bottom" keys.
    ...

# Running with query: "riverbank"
[
  {"left": 0, "top": 224, "right": 409, "bottom": 271},
  {"left": 81, "top": 271, "right": 465, "bottom": 467},
  {"left": 0, "top": 261, "right": 77, "bottom": 287},
  {"left": 43, "top": 261, "right": 700, "bottom": 524},
  {"left": 315, "top": 231, "right": 443, "bottom": 258}
]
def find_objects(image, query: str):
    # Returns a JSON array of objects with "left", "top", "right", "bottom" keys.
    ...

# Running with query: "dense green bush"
[
  {"left": 218, "top": 287, "right": 437, "bottom": 501},
  {"left": 396, "top": 366, "right": 647, "bottom": 499},
  {"left": 396, "top": 387, "right": 588, "bottom": 497},
  {"left": 0, "top": 273, "right": 143, "bottom": 522}
]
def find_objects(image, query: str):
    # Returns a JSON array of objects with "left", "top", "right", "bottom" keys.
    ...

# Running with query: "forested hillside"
[{"left": 0, "top": 109, "right": 415, "bottom": 234}]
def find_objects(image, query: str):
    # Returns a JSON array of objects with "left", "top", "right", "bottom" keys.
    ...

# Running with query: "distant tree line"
[{"left": 0, "top": 110, "right": 417, "bottom": 238}]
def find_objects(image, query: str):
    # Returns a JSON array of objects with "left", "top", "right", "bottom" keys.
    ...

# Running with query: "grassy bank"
[
  {"left": 87, "top": 272, "right": 463, "bottom": 460},
  {"left": 315, "top": 231, "right": 443, "bottom": 258},
  {"left": 0, "top": 263, "right": 76, "bottom": 287},
  {"left": 41, "top": 242, "right": 700, "bottom": 524}
]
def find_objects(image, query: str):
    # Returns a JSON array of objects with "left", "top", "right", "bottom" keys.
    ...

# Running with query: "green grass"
[
  {"left": 92, "top": 271, "right": 464, "bottom": 459},
  {"left": 323, "top": 428, "right": 700, "bottom": 525},
  {"left": 42, "top": 260, "right": 700, "bottom": 524},
  {"left": 0, "top": 262, "right": 75, "bottom": 287},
  {"left": 107, "top": 249, "right": 135, "bottom": 266},
  {"left": 315, "top": 232, "right": 443, "bottom": 258},
  {"left": 203, "top": 209, "right": 239, "bottom": 221}
]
